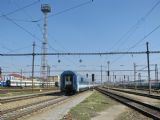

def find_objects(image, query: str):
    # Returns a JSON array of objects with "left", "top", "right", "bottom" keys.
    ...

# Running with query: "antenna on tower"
[{"left": 41, "top": 4, "right": 51, "bottom": 84}]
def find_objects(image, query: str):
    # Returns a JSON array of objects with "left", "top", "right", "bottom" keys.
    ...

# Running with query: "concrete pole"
[
  {"left": 32, "top": 42, "right": 35, "bottom": 93},
  {"left": 155, "top": 64, "right": 158, "bottom": 88},
  {"left": 146, "top": 42, "right": 151, "bottom": 94},
  {"left": 134, "top": 63, "right": 137, "bottom": 90},
  {"left": 101, "top": 65, "right": 102, "bottom": 85}
]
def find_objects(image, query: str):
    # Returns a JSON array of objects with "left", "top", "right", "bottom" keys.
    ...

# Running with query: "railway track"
[
  {"left": 107, "top": 87, "right": 160, "bottom": 100},
  {"left": 96, "top": 87, "right": 160, "bottom": 120},
  {"left": 0, "top": 95, "right": 68, "bottom": 120},
  {"left": 0, "top": 88, "right": 55, "bottom": 92},
  {"left": 117, "top": 87, "right": 160, "bottom": 93},
  {"left": 0, "top": 91, "right": 60, "bottom": 104}
]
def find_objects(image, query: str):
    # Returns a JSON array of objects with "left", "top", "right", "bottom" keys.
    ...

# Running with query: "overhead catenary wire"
[
  {"left": 127, "top": 24, "right": 160, "bottom": 51},
  {"left": 0, "top": 1, "right": 84, "bottom": 67},
  {"left": 0, "top": 50, "right": 160, "bottom": 56},
  {"left": 1, "top": 14, "right": 42, "bottom": 44},
  {"left": 47, "top": 0, "right": 94, "bottom": 19},
  {"left": 1, "top": 1, "right": 159, "bottom": 70},
  {"left": 0, "top": 0, "right": 40, "bottom": 17},
  {"left": 0, "top": 13, "right": 59, "bottom": 54},
  {"left": 0, "top": 0, "right": 40, "bottom": 53},
  {"left": 2, "top": 69, "right": 155, "bottom": 74},
  {"left": 111, "top": 23, "right": 160, "bottom": 64},
  {"left": 110, "top": 0, "right": 160, "bottom": 64},
  {"left": 9, "top": 0, "right": 94, "bottom": 22},
  {"left": 4, "top": 45, "right": 32, "bottom": 54},
  {"left": 110, "top": 0, "right": 160, "bottom": 52}
]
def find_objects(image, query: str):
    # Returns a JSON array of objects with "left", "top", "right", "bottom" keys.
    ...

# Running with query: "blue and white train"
[
  {"left": 60, "top": 70, "right": 96, "bottom": 95},
  {"left": 0, "top": 76, "right": 55, "bottom": 87}
]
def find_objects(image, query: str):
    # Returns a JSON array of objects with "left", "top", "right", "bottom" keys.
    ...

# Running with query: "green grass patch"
[{"left": 68, "top": 91, "right": 118, "bottom": 120}]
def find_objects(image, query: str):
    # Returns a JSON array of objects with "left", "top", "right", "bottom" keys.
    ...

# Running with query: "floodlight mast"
[{"left": 41, "top": 4, "right": 51, "bottom": 83}]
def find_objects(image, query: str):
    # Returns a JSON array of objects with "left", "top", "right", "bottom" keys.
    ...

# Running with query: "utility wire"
[
  {"left": 144, "top": 0, "right": 160, "bottom": 18},
  {"left": 0, "top": 0, "right": 40, "bottom": 17},
  {"left": 0, "top": 50, "right": 160, "bottom": 56},
  {"left": 1, "top": 14, "right": 43, "bottom": 44},
  {"left": 9, "top": 2, "right": 60, "bottom": 53},
  {"left": 2, "top": 69, "right": 155, "bottom": 74},
  {"left": 48, "top": 0, "right": 94, "bottom": 19},
  {"left": 2, "top": 1, "right": 78, "bottom": 67},
  {"left": 127, "top": 24, "right": 160, "bottom": 51},
  {"left": 122, "top": 0, "right": 160, "bottom": 50},
  {"left": 10, "top": 0, "right": 94, "bottom": 22},
  {"left": 4, "top": 45, "right": 32, "bottom": 54},
  {"left": 111, "top": 0, "right": 160, "bottom": 64},
  {"left": 111, "top": 23, "right": 160, "bottom": 64},
  {"left": 109, "top": 0, "right": 160, "bottom": 52},
  {"left": 0, "top": 1, "right": 41, "bottom": 53}
]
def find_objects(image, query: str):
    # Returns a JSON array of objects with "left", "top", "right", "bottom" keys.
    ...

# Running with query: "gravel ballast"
[{"left": 20, "top": 91, "right": 93, "bottom": 120}]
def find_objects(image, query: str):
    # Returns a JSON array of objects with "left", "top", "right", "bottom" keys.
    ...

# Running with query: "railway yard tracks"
[
  {"left": 0, "top": 91, "right": 60, "bottom": 104},
  {"left": 0, "top": 92, "right": 67, "bottom": 120},
  {"left": 108, "top": 87, "right": 160, "bottom": 100},
  {"left": 96, "top": 87, "right": 160, "bottom": 120}
]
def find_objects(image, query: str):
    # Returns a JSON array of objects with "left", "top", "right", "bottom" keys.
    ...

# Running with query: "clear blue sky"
[{"left": 0, "top": 0, "right": 160, "bottom": 81}]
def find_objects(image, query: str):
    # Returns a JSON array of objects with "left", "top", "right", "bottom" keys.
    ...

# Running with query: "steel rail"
[
  {"left": 0, "top": 96, "right": 62, "bottom": 115},
  {"left": 0, "top": 88, "right": 54, "bottom": 93},
  {"left": 0, "top": 96, "right": 68, "bottom": 120},
  {"left": 108, "top": 87, "right": 160, "bottom": 100},
  {"left": 96, "top": 87, "right": 160, "bottom": 119},
  {"left": 0, "top": 91, "right": 60, "bottom": 104}
]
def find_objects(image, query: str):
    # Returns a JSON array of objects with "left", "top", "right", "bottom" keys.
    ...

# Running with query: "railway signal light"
[
  {"left": 92, "top": 74, "right": 95, "bottom": 82},
  {"left": 86, "top": 74, "right": 88, "bottom": 78}
]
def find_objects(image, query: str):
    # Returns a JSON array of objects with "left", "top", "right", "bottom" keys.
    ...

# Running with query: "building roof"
[{"left": 8, "top": 73, "right": 27, "bottom": 79}]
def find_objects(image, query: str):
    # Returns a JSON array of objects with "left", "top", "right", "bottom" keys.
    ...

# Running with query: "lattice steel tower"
[{"left": 41, "top": 4, "right": 51, "bottom": 81}]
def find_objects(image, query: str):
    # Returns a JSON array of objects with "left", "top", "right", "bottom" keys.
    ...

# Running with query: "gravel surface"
[
  {"left": 115, "top": 108, "right": 152, "bottom": 120},
  {"left": 0, "top": 90, "right": 59, "bottom": 99},
  {"left": 20, "top": 91, "right": 93, "bottom": 120},
  {"left": 92, "top": 105, "right": 126, "bottom": 120},
  {"left": 1, "top": 96, "right": 68, "bottom": 120},
  {"left": 0, "top": 95, "right": 60, "bottom": 111}
]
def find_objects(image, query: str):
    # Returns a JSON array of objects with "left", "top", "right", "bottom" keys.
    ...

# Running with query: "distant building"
[
  {"left": 48, "top": 76, "right": 60, "bottom": 82},
  {"left": 8, "top": 73, "right": 27, "bottom": 80}
]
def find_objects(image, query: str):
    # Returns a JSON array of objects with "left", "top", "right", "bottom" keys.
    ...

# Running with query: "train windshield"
[{"left": 64, "top": 75, "right": 73, "bottom": 85}]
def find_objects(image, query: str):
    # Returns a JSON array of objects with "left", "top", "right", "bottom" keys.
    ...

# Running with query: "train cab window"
[{"left": 65, "top": 75, "right": 72, "bottom": 85}]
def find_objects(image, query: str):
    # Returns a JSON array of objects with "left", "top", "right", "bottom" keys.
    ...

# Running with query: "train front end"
[{"left": 60, "top": 71, "right": 77, "bottom": 95}]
